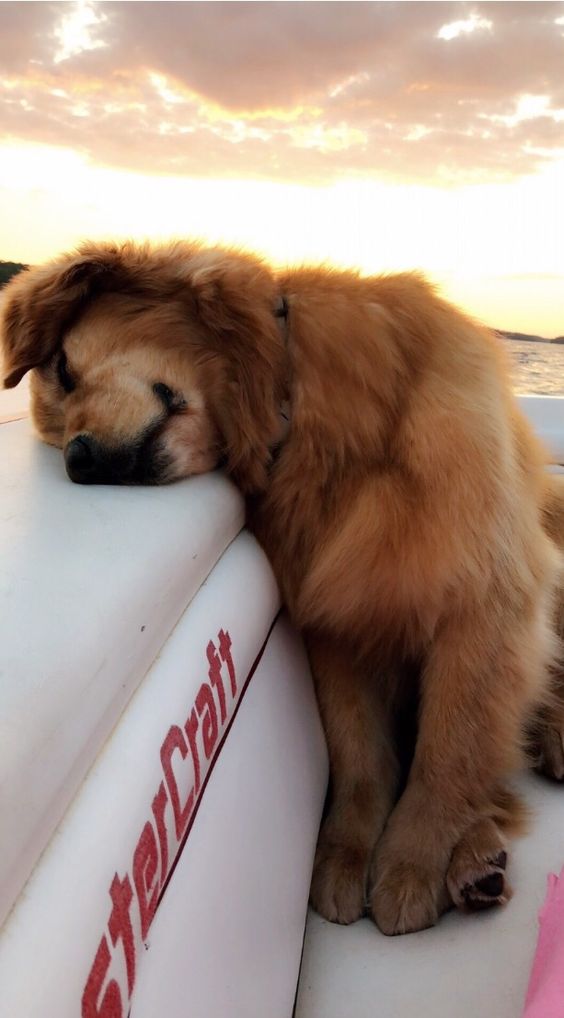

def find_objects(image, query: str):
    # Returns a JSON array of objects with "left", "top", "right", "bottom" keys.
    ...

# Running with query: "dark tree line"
[{"left": 0, "top": 261, "right": 28, "bottom": 287}]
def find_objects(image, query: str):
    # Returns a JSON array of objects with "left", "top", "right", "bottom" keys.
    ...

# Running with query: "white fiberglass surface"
[{"left": 0, "top": 417, "right": 244, "bottom": 924}]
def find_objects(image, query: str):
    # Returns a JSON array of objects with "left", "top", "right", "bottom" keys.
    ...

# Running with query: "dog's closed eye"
[
  {"left": 57, "top": 351, "right": 76, "bottom": 394},
  {"left": 152, "top": 382, "right": 185, "bottom": 412}
]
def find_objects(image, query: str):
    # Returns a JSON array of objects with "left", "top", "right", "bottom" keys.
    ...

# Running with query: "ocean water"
[{"left": 507, "top": 340, "right": 564, "bottom": 396}]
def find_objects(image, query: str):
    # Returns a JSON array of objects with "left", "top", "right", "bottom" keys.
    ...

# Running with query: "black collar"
[
  {"left": 270, "top": 295, "right": 291, "bottom": 465},
  {"left": 274, "top": 295, "right": 289, "bottom": 323}
]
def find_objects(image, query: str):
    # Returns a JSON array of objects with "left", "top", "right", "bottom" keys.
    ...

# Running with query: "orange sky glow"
[{"left": 1, "top": 0, "right": 563, "bottom": 335}]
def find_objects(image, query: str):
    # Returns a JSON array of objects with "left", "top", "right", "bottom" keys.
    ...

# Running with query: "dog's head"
[{"left": 0, "top": 242, "right": 287, "bottom": 491}]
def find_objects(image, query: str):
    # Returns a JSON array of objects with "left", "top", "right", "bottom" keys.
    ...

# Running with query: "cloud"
[
  {"left": 1, "top": 0, "right": 564, "bottom": 184},
  {"left": 0, "top": 2, "right": 65, "bottom": 70}
]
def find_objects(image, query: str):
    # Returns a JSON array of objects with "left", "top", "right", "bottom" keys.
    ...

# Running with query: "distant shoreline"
[{"left": 497, "top": 330, "right": 564, "bottom": 346}]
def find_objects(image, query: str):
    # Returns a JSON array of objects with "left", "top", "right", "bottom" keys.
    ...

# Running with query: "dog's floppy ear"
[
  {"left": 1, "top": 246, "right": 121, "bottom": 388},
  {"left": 189, "top": 254, "right": 286, "bottom": 493}
]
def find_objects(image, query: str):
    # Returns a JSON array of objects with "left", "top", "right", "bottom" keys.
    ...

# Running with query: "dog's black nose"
[
  {"left": 65, "top": 434, "right": 98, "bottom": 483},
  {"left": 64, "top": 435, "right": 137, "bottom": 484}
]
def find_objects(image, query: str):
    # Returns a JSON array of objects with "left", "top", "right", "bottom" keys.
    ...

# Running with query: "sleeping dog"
[{"left": 2, "top": 240, "right": 563, "bottom": 934}]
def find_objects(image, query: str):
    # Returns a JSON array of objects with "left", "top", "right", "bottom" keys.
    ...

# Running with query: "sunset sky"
[{"left": 1, "top": 0, "right": 563, "bottom": 334}]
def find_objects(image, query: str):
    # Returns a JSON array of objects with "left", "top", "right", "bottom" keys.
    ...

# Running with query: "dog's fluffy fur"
[{"left": 2, "top": 241, "right": 564, "bottom": 934}]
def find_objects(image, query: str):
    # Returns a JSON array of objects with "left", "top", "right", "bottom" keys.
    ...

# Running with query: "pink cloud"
[{"left": 1, "top": 1, "right": 563, "bottom": 184}]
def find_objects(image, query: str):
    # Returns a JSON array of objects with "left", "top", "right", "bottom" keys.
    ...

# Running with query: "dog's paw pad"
[{"left": 450, "top": 848, "right": 510, "bottom": 912}]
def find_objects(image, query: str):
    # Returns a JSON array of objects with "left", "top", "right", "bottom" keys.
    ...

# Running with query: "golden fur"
[{"left": 2, "top": 241, "right": 564, "bottom": 934}]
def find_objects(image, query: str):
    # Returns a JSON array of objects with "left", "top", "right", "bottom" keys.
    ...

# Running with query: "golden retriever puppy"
[{"left": 2, "top": 242, "right": 564, "bottom": 935}]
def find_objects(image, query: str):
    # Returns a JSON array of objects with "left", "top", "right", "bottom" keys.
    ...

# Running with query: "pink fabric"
[{"left": 524, "top": 866, "right": 564, "bottom": 1016}]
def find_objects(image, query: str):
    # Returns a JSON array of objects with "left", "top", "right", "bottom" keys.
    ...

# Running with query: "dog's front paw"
[
  {"left": 310, "top": 835, "right": 368, "bottom": 925},
  {"left": 369, "top": 858, "right": 447, "bottom": 936}
]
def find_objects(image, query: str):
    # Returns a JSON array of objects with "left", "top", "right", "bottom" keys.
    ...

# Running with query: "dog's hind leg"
[
  {"left": 534, "top": 474, "right": 564, "bottom": 780},
  {"left": 531, "top": 680, "right": 564, "bottom": 781},
  {"left": 369, "top": 600, "right": 549, "bottom": 936},
  {"left": 308, "top": 635, "right": 399, "bottom": 925}
]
